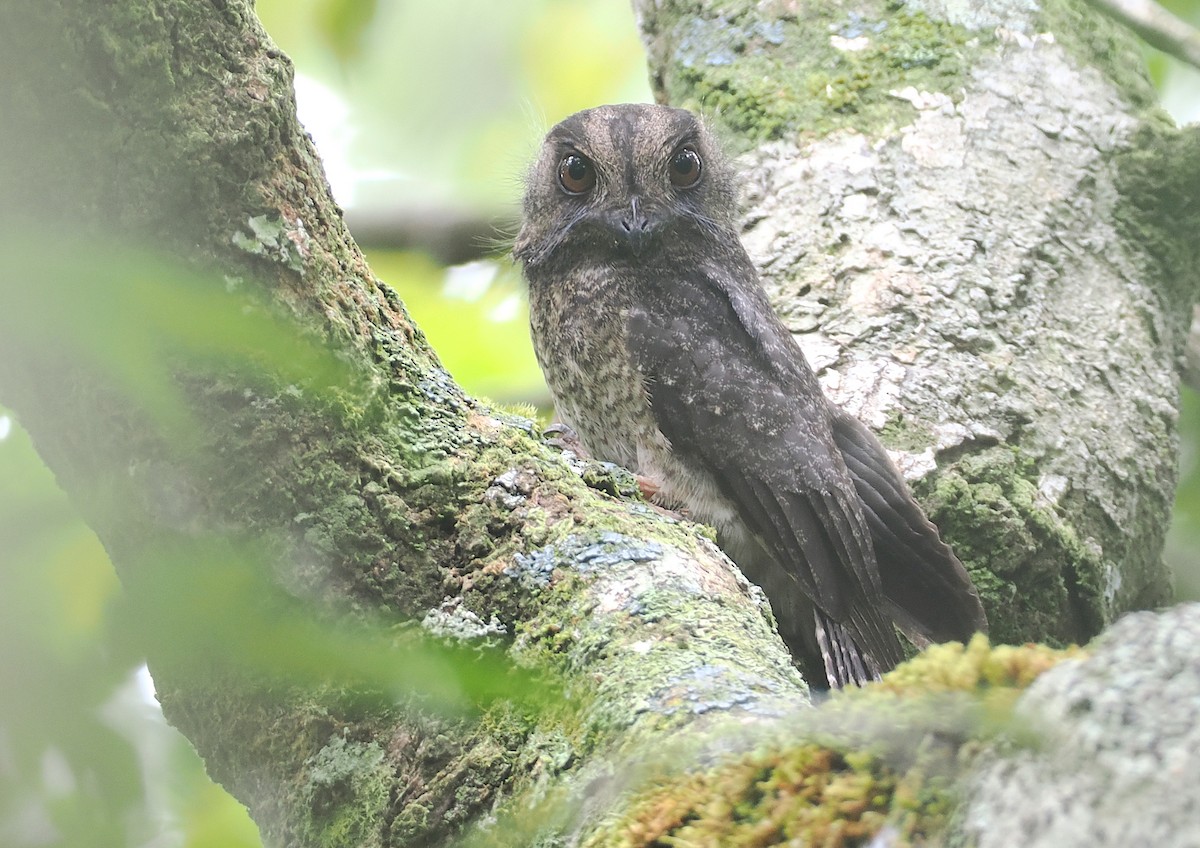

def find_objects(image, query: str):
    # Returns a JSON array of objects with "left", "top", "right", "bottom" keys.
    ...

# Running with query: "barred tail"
[{"left": 814, "top": 609, "right": 883, "bottom": 688}]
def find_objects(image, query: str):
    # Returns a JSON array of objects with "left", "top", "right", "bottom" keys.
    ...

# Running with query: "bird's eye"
[
  {"left": 558, "top": 152, "right": 596, "bottom": 195},
  {"left": 669, "top": 146, "right": 702, "bottom": 188}
]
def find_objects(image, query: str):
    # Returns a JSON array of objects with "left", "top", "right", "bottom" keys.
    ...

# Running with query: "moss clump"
[
  {"left": 915, "top": 447, "right": 1105, "bottom": 647},
  {"left": 878, "top": 412, "right": 937, "bottom": 454},
  {"left": 593, "top": 636, "right": 1079, "bottom": 848},
  {"left": 1113, "top": 123, "right": 1200, "bottom": 317},
  {"left": 300, "top": 736, "right": 392, "bottom": 848},
  {"left": 1037, "top": 0, "right": 1159, "bottom": 113},
  {"left": 875, "top": 632, "right": 1084, "bottom": 693},
  {"left": 661, "top": 5, "right": 973, "bottom": 146}
]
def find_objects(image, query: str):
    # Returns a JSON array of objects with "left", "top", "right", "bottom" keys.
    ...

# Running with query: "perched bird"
[{"left": 514, "top": 104, "right": 986, "bottom": 687}]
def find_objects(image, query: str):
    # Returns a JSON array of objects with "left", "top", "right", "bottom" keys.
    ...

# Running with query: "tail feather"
[{"left": 814, "top": 608, "right": 882, "bottom": 687}]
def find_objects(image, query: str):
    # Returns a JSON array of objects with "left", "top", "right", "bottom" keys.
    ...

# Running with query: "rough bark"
[
  {"left": 0, "top": 1, "right": 1198, "bottom": 847},
  {"left": 953, "top": 602, "right": 1200, "bottom": 847},
  {"left": 635, "top": 0, "right": 1199, "bottom": 645}
]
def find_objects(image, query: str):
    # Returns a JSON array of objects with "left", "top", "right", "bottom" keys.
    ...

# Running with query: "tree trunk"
[
  {"left": 637, "top": 0, "right": 1195, "bottom": 643},
  {"left": 1, "top": 0, "right": 1196, "bottom": 846}
]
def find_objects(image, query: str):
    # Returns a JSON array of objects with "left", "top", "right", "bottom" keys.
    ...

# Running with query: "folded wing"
[{"left": 625, "top": 257, "right": 905, "bottom": 684}]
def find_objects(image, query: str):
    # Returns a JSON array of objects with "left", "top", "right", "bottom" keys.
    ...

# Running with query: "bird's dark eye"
[
  {"left": 558, "top": 152, "right": 596, "bottom": 195},
  {"left": 669, "top": 146, "right": 702, "bottom": 188}
]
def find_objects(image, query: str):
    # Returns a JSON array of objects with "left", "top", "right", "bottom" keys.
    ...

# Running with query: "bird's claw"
[{"left": 543, "top": 421, "right": 588, "bottom": 457}]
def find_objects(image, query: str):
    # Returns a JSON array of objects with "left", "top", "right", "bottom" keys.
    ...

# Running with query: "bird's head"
[{"left": 513, "top": 104, "right": 740, "bottom": 269}]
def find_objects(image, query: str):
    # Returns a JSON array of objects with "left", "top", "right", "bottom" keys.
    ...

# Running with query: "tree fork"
[{"left": 1, "top": 0, "right": 1198, "bottom": 846}]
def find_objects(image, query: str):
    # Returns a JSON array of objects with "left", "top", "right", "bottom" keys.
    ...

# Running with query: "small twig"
[
  {"left": 1084, "top": 0, "right": 1200, "bottom": 71},
  {"left": 345, "top": 203, "right": 519, "bottom": 265}
]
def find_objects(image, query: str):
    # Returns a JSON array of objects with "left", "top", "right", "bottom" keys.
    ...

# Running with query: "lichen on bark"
[
  {"left": 587, "top": 637, "right": 1081, "bottom": 848},
  {"left": 3, "top": 0, "right": 1199, "bottom": 846}
]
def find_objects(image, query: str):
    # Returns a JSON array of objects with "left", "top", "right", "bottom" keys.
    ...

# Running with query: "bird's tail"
[{"left": 814, "top": 608, "right": 883, "bottom": 688}]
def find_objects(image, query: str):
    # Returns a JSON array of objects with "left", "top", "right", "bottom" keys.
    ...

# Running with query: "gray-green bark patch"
[
  {"left": 649, "top": 1, "right": 974, "bottom": 146},
  {"left": 1112, "top": 124, "right": 1200, "bottom": 312},
  {"left": 301, "top": 736, "right": 391, "bottom": 848},
  {"left": 1037, "top": 0, "right": 1160, "bottom": 112},
  {"left": 916, "top": 447, "right": 1103, "bottom": 646}
]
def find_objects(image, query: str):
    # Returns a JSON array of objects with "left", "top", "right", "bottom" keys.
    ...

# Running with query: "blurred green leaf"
[
  {"left": 0, "top": 236, "right": 362, "bottom": 445},
  {"left": 315, "top": 0, "right": 379, "bottom": 62},
  {"left": 0, "top": 235, "right": 556, "bottom": 709},
  {"left": 121, "top": 532, "right": 556, "bottom": 714},
  {"left": 0, "top": 415, "right": 158, "bottom": 848},
  {"left": 181, "top": 779, "right": 262, "bottom": 848}
]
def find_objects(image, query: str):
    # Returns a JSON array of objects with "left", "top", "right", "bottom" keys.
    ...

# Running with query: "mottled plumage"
[{"left": 515, "top": 104, "right": 986, "bottom": 687}]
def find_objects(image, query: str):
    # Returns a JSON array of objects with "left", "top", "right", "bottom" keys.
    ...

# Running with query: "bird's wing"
[
  {"left": 624, "top": 257, "right": 904, "bottom": 676},
  {"left": 830, "top": 408, "right": 988, "bottom": 644}
]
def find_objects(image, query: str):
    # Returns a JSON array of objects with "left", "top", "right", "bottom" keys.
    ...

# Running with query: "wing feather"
[
  {"left": 625, "top": 258, "right": 904, "bottom": 677},
  {"left": 830, "top": 409, "right": 988, "bottom": 644}
]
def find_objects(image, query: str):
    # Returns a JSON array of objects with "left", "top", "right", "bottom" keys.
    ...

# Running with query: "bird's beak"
[{"left": 605, "top": 196, "right": 658, "bottom": 253}]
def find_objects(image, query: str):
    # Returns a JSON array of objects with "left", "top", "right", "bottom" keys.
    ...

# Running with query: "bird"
[{"left": 513, "top": 103, "right": 987, "bottom": 687}]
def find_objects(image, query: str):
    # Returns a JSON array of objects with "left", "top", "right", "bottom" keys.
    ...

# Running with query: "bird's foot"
[
  {"left": 636, "top": 474, "right": 659, "bottom": 501},
  {"left": 636, "top": 475, "right": 688, "bottom": 520},
  {"left": 542, "top": 421, "right": 588, "bottom": 457}
]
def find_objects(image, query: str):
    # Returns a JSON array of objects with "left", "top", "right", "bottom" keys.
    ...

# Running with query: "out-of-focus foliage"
[
  {"left": 258, "top": 0, "right": 650, "bottom": 210},
  {"left": 1165, "top": 388, "right": 1200, "bottom": 600},
  {"left": 3, "top": 1, "right": 1199, "bottom": 847},
  {"left": 0, "top": 239, "right": 359, "bottom": 443},
  {"left": 0, "top": 413, "right": 264, "bottom": 848},
  {"left": 370, "top": 252, "right": 549, "bottom": 405},
  {"left": 0, "top": 239, "right": 560, "bottom": 847},
  {"left": 1149, "top": 0, "right": 1200, "bottom": 123},
  {"left": 314, "top": 0, "right": 378, "bottom": 61}
]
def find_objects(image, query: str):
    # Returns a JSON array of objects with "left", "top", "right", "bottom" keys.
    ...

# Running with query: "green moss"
[
  {"left": 590, "top": 637, "right": 1080, "bottom": 848},
  {"left": 915, "top": 447, "right": 1104, "bottom": 646},
  {"left": 1113, "top": 124, "right": 1200, "bottom": 317},
  {"left": 195, "top": 376, "right": 462, "bottom": 615},
  {"left": 1037, "top": 0, "right": 1159, "bottom": 112},
  {"left": 876, "top": 632, "right": 1082, "bottom": 691},
  {"left": 300, "top": 736, "right": 391, "bottom": 848},
  {"left": 878, "top": 413, "right": 937, "bottom": 453},
  {"left": 496, "top": 524, "right": 801, "bottom": 766},
  {"left": 659, "top": 4, "right": 974, "bottom": 146},
  {"left": 454, "top": 423, "right": 724, "bottom": 621}
]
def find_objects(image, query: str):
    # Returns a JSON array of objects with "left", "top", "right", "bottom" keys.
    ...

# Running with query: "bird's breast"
[
  {"left": 528, "top": 270, "right": 659, "bottom": 471},
  {"left": 528, "top": 264, "right": 749, "bottom": 564}
]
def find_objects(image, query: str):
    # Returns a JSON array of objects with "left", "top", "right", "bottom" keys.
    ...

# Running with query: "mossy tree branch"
[{"left": 1, "top": 0, "right": 1198, "bottom": 846}]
